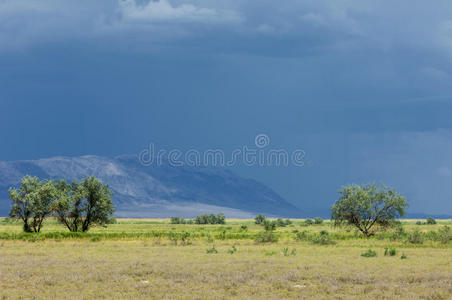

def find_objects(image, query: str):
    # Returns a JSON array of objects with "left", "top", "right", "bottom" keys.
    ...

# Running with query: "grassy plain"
[{"left": 1, "top": 218, "right": 452, "bottom": 299}]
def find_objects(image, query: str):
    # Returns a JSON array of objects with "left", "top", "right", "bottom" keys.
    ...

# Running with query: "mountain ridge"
[{"left": 0, "top": 155, "right": 303, "bottom": 218}]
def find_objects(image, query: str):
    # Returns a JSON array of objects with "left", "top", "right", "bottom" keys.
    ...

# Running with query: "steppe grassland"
[{"left": 1, "top": 218, "right": 452, "bottom": 299}]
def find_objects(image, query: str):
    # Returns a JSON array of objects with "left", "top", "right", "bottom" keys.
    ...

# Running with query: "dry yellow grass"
[{"left": 1, "top": 219, "right": 452, "bottom": 299}]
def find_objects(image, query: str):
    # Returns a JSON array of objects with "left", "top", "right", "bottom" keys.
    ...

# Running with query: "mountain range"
[{"left": 0, "top": 155, "right": 303, "bottom": 218}]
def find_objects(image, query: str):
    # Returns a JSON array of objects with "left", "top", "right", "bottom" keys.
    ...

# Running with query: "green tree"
[
  {"left": 314, "top": 217, "right": 324, "bottom": 224},
  {"left": 262, "top": 219, "right": 277, "bottom": 231},
  {"left": 9, "top": 176, "right": 57, "bottom": 233},
  {"left": 426, "top": 217, "right": 437, "bottom": 225},
  {"left": 331, "top": 183, "right": 407, "bottom": 237},
  {"left": 194, "top": 213, "right": 225, "bottom": 224},
  {"left": 54, "top": 177, "right": 115, "bottom": 232},
  {"left": 254, "top": 214, "right": 267, "bottom": 225}
]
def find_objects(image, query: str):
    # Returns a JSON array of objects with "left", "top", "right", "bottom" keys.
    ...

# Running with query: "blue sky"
[{"left": 1, "top": 0, "right": 452, "bottom": 215}]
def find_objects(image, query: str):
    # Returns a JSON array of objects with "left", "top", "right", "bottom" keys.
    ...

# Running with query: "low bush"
[
  {"left": 361, "top": 249, "right": 377, "bottom": 257},
  {"left": 206, "top": 246, "right": 218, "bottom": 254},
  {"left": 294, "top": 230, "right": 309, "bottom": 241},
  {"left": 282, "top": 247, "right": 296, "bottom": 256},
  {"left": 90, "top": 236, "right": 101, "bottom": 242},
  {"left": 170, "top": 217, "right": 187, "bottom": 224},
  {"left": 426, "top": 217, "right": 437, "bottom": 225},
  {"left": 304, "top": 219, "right": 314, "bottom": 225},
  {"left": 391, "top": 226, "right": 407, "bottom": 241},
  {"left": 314, "top": 217, "right": 323, "bottom": 224},
  {"left": 311, "top": 230, "right": 336, "bottom": 245},
  {"left": 262, "top": 220, "right": 277, "bottom": 231},
  {"left": 408, "top": 229, "right": 424, "bottom": 244},
  {"left": 276, "top": 218, "right": 292, "bottom": 227},
  {"left": 384, "top": 247, "right": 397, "bottom": 256},
  {"left": 227, "top": 245, "right": 237, "bottom": 254},
  {"left": 255, "top": 231, "right": 279, "bottom": 243},
  {"left": 168, "top": 231, "right": 192, "bottom": 245},
  {"left": 437, "top": 226, "right": 452, "bottom": 244}
]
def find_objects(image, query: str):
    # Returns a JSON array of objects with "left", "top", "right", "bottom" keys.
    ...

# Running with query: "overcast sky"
[{"left": 1, "top": 0, "right": 452, "bottom": 215}]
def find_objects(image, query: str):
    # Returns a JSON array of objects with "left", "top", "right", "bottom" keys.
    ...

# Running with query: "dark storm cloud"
[{"left": 1, "top": 0, "right": 452, "bottom": 214}]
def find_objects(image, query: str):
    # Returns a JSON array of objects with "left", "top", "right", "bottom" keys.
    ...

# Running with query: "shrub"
[
  {"left": 408, "top": 229, "right": 424, "bottom": 244},
  {"left": 415, "top": 221, "right": 422, "bottom": 225},
  {"left": 276, "top": 218, "right": 285, "bottom": 227},
  {"left": 276, "top": 218, "right": 292, "bottom": 227},
  {"left": 391, "top": 225, "right": 406, "bottom": 241},
  {"left": 168, "top": 232, "right": 179, "bottom": 245},
  {"left": 384, "top": 247, "right": 397, "bottom": 256},
  {"left": 170, "top": 217, "right": 187, "bottom": 224},
  {"left": 426, "top": 217, "right": 437, "bottom": 225},
  {"left": 255, "top": 214, "right": 267, "bottom": 225},
  {"left": 437, "top": 226, "right": 452, "bottom": 244},
  {"left": 400, "top": 253, "right": 407, "bottom": 259},
  {"left": 195, "top": 213, "right": 225, "bottom": 225},
  {"left": 282, "top": 247, "right": 297, "bottom": 256},
  {"left": 90, "top": 236, "right": 101, "bottom": 242},
  {"left": 262, "top": 220, "right": 277, "bottom": 231},
  {"left": 361, "top": 249, "right": 377, "bottom": 257},
  {"left": 240, "top": 224, "right": 248, "bottom": 231},
  {"left": 314, "top": 217, "right": 323, "bottom": 224},
  {"left": 205, "top": 234, "right": 214, "bottom": 243},
  {"left": 167, "top": 231, "right": 192, "bottom": 245},
  {"left": 294, "top": 230, "right": 309, "bottom": 241},
  {"left": 179, "top": 231, "right": 192, "bottom": 245},
  {"left": 227, "top": 245, "right": 237, "bottom": 254},
  {"left": 217, "top": 230, "right": 227, "bottom": 240},
  {"left": 311, "top": 230, "right": 336, "bottom": 245},
  {"left": 305, "top": 219, "right": 314, "bottom": 225},
  {"left": 206, "top": 246, "right": 218, "bottom": 254},
  {"left": 216, "top": 213, "right": 226, "bottom": 224},
  {"left": 255, "top": 231, "right": 278, "bottom": 243}
]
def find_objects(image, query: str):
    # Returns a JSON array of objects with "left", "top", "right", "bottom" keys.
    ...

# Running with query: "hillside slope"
[{"left": 0, "top": 155, "right": 302, "bottom": 218}]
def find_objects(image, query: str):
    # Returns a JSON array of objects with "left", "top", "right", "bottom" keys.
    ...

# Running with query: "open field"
[{"left": 1, "top": 218, "right": 452, "bottom": 299}]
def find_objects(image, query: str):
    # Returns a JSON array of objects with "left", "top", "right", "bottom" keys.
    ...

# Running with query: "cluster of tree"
[
  {"left": 195, "top": 213, "right": 225, "bottom": 224},
  {"left": 416, "top": 217, "right": 437, "bottom": 225},
  {"left": 255, "top": 215, "right": 291, "bottom": 226},
  {"left": 254, "top": 214, "right": 292, "bottom": 229},
  {"left": 8, "top": 175, "right": 115, "bottom": 233},
  {"left": 170, "top": 213, "right": 226, "bottom": 225},
  {"left": 170, "top": 217, "right": 193, "bottom": 224},
  {"left": 304, "top": 217, "right": 323, "bottom": 225},
  {"left": 172, "top": 182, "right": 407, "bottom": 240}
]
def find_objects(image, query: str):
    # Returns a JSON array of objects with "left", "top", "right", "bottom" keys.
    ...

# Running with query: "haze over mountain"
[{"left": 0, "top": 155, "right": 302, "bottom": 218}]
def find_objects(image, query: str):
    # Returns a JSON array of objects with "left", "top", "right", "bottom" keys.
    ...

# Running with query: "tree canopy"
[
  {"left": 331, "top": 183, "right": 407, "bottom": 236},
  {"left": 54, "top": 176, "right": 115, "bottom": 232},
  {"left": 9, "top": 176, "right": 58, "bottom": 232}
]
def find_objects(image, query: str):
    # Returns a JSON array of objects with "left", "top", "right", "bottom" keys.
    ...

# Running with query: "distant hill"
[{"left": 0, "top": 155, "right": 303, "bottom": 218}]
